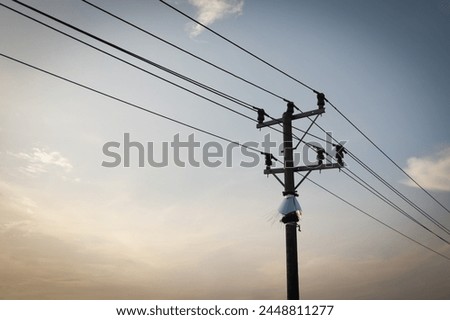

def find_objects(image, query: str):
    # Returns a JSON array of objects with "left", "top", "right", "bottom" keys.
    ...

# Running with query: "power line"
[
  {"left": 347, "top": 150, "right": 450, "bottom": 234},
  {"left": 4, "top": 0, "right": 314, "bottom": 145},
  {"left": 5, "top": 0, "right": 331, "bottom": 158},
  {"left": 8, "top": 0, "right": 449, "bottom": 250},
  {"left": 269, "top": 145, "right": 450, "bottom": 258},
  {"left": 260, "top": 105, "right": 450, "bottom": 255},
  {"left": 1, "top": 1, "right": 329, "bottom": 153},
  {"left": 0, "top": 3, "right": 263, "bottom": 138},
  {"left": 158, "top": 0, "right": 317, "bottom": 93},
  {"left": 284, "top": 99, "right": 450, "bottom": 240},
  {"left": 298, "top": 122, "right": 450, "bottom": 241},
  {"left": 299, "top": 171, "right": 450, "bottom": 261},
  {"left": 81, "top": 0, "right": 288, "bottom": 102},
  {"left": 342, "top": 168, "right": 450, "bottom": 243},
  {"left": 5, "top": 1, "right": 260, "bottom": 115},
  {"left": 80, "top": 0, "right": 332, "bottom": 151},
  {"left": 293, "top": 105, "right": 450, "bottom": 236},
  {"left": 158, "top": 0, "right": 450, "bottom": 215},
  {"left": 303, "top": 139, "right": 450, "bottom": 242},
  {"left": 1, "top": 0, "right": 294, "bottom": 145},
  {"left": 260, "top": 97, "right": 449, "bottom": 241},
  {"left": 1, "top": 51, "right": 448, "bottom": 262},
  {"left": 326, "top": 99, "right": 450, "bottom": 215},
  {"left": 293, "top": 125, "right": 450, "bottom": 242},
  {"left": 0, "top": 52, "right": 261, "bottom": 155},
  {"left": 13, "top": 0, "right": 330, "bottom": 156}
]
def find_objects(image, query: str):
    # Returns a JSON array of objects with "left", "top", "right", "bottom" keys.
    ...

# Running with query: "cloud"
[
  {"left": 403, "top": 147, "right": 450, "bottom": 192},
  {"left": 9, "top": 147, "right": 73, "bottom": 175},
  {"left": 188, "top": 0, "right": 244, "bottom": 37}
]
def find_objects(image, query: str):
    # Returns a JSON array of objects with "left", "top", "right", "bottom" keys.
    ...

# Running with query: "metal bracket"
[
  {"left": 264, "top": 162, "right": 342, "bottom": 175},
  {"left": 271, "top": 172, "right": 285, "bottom": 187},
  {"left": 294, "top": 170, "right": 312, "bottom": 190},
  {"left": 256, "top": 108, "right": 325, "bottom": 129}
]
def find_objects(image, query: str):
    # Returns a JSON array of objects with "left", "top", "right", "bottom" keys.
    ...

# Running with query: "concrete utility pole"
[
  {"left": 282, "top": 105, "right": 299, "bottom": 300},
  {"left": 257, "top": 97, "right": 341, "bottom": 300}
]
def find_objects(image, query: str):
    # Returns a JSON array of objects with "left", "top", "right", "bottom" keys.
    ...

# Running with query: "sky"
[{"left": 0, "top": 0, "right": 449, "bottom": 299}]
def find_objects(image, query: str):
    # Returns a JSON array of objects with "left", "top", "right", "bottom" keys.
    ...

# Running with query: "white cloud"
[
  {"left": 403, "top": 147, "right": 450, "bottom": 192},
  {"left": 9, "top": 147, "right": 73, "bottom": 175},
  {"left": 188, "top": 0, "right": 244, "bottom": 37}
]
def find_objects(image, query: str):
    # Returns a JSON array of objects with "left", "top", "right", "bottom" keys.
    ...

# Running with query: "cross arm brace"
[
  {"left": 256, "top": 108, "right": 325, "bottom": 129},
  {"left": 263, "top": 163, "right": 342, "bottom": 175}
]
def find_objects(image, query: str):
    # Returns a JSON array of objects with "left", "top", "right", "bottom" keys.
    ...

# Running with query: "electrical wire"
[
  {"left": 8, "top": 0, "right": 331, "bottom": 156},
  {"left": 1, "top": 1, "right": 329, "bottom": 153},
  {"left": 143, "top": 0, "right": 449, "bottom": 251},
  {"left": 342, "top": 168, "right": 450, "bottom": 243},
  {"left": 298, "top": 171, "right": 450, "bottom": 261},
  {"left": 260, "top": 105, "right": 450, "bottom": 245},
  {"left": 6, "top": 0, "right": 449, "bottom": 252},
  {"left": 158, "top": 0, "right": 450, "bottom": 215},
  {"left": 6, "top": 1, "right": 260, "bottom": 115},
  {"left": 5, "top": 0, "right": 321, "bottom": 148},
  {"left": 1, "top": 51, "right": 448, "bottom": 261},
  {"left": 158, "top": 0, "right": 317, "bottom": 93},
  {"left": 79, "top": 0, "right": 334, "bottom": 152},
  {"left": 158, "top": 0, "right": 450, "bottom": 219},
  {"left": 295, "top": 103, "right": 450, "bottom": 237},
  {"left": 0, "top": 52, "right": 262, "bottom": 154},
  {"left": 143, "top": 0, "right": 450, "bottom": 237},
  {"left": 293, "top": 133, "right": 450, "bottom": 242},
  {"left": 325, "top": 99, "right": 450, "bottom": 215},
  {"left": 81, "top": 0, "right": 288, "bottom": 102},
  {"left": 293, "top": 120, "right": 450, "bottom": 242},
  {"left": 293, "top": 104, "right": 450, "bottom": 236},
  {"left": 347, "top": 150, "right": 450, "bottom": 234},
  {"left": 80, "top": 0, "right": 332, "bottom": 152},
  {"left": 281, "top": 100, "right": 450, "bottom": 240},
  {"left": 272, "top": 155, "right": 448, "bottom": 263}
]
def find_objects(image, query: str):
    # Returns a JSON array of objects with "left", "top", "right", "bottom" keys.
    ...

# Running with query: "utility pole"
[
  {"left": 257, "top": 95, "right": 341, "bottom": 300},
  {"left": 282, "top": 103, "right": 299, "bottom": 300}
]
